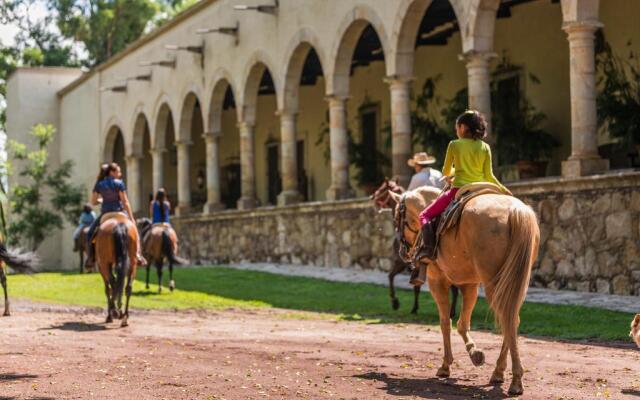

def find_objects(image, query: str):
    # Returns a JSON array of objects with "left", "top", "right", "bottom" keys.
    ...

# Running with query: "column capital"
[
  {"left": 458, "top": 50, "right": 497, "bottom": 65},
  {"left": 236, "top": 121, "right": 255, "bottom": 130},
  {"left": 383, "top": 75, "right": 415, "bottom": 86},
  {"left": 275, "top": 109, "right": 298, "bottom": 118},
  {"left": 125, "top": 153, "right": 144, "bottom": 161},
  {"left": 562, "top": 19, "right": 603, "bottom": 35},
  {"left": 202, "top": 131, "right": 221, "bottom": 141},
  {"left": 174, "top": 139, "right": 193, "bottom": 148},
  {"left": 324, "top": 95, "right": 349, "bottom": 107},
  {"left": 150, "top": 147, "right": 167, "bottom": 155}
]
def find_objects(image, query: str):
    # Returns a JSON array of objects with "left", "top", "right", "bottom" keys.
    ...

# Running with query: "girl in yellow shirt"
[{"left": 419, "top": 110, "right": 507, "bottom": 226}]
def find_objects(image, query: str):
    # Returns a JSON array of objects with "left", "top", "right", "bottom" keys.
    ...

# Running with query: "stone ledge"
[{"left": 508, "top": 169, "right": 640, "bottom": 196}]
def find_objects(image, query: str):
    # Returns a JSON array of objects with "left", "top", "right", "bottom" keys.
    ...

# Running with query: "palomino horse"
[
  {"left": 389, "top": 186, "right": 539, "bottom": 396},
  {"left": 0, "top": 239, "right": 38, "bottom": 316},
  {"left": 95, "top": 213, "right": 139, "bottom": 327},
  {"left": 137, "top": 218, "right": 186, "bottom": 293},
  {"left": 73, "top": 226, "right": 90, "bottom": 273},
  {"left": 371, "top": 178, "right": 458, "bottom": 317}
]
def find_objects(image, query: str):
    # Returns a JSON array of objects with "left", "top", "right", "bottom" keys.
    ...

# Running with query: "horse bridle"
[{"left": 394, "top": 194, "right": 423, "bottom": 266}]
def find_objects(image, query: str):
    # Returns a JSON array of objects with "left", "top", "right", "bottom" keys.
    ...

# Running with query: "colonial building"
[{"left": 7, "top": 0, "right": 640, "bottom": 295}]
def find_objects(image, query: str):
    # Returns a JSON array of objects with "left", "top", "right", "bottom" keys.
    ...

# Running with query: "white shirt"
[{"left": 407, "top": 168, "right": 444, "bottom": 191}]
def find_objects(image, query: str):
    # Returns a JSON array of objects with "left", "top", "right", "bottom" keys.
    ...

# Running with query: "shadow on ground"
[
  {"left": 39, "top": 321, "right": 107, "bottom": 332},
  {"left": 354, "top": 371, "right": 509, "bottom": 399}
]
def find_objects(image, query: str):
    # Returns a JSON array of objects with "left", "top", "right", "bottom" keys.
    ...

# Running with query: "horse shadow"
[
  {"left": 39, "top": 321, "right": 107, "bottom": 332},
  {"left": 354, "top": 371, "right": 509, "bottom": 400},
  {"left": 622, "top": 389, "right": 640, "bottom": 397},
  {"left": 0, "top": 373, "right": 38, "bottom": 382}
]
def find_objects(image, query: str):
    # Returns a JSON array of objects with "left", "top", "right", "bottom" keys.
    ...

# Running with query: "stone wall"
[{"left": 174, "top": 171, "right": 640, "bottom": 296}]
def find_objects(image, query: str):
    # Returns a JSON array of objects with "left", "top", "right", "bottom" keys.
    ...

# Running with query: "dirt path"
[{"left": 0, "top": 302, "right": 638, "bottom": 400}]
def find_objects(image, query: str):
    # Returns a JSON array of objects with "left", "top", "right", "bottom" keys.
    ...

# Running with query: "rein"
[{"left": 395, "top": 194, "right": 423, "bottom": 266}]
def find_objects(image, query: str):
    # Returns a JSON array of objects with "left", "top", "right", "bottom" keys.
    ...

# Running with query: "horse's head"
[
  {"left": 371, "top": 178, "right": 405, "bottom": 211},
  {"left": 389, "top": 187, "right": 440, "bottom": 263},
  {"left": 137, "top": 217, "right": 152, "bottom": 232}
]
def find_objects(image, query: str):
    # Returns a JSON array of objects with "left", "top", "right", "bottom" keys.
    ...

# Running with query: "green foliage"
[
  {"left": 410, "top": 75, "right": 465, "bottom": 169},
  {"left": 596, "top": 39, "right": 640, "bottom": 149},
  {"left": 4, "top": 124, "right": 84, "bottom": 250},
  {"left": 8, "top": 267, "right": 635, "bottom": 341},
  {"left": 491, "top": 55, "right": 559, "bottom": 164}
]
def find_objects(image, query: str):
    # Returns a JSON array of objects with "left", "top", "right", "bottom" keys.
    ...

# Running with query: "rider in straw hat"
[{"left": 407, "top": 152, "right": 444, "bottom": 191}]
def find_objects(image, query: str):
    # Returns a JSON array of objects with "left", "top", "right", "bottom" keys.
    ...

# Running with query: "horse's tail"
[
  {"left": 161, "top": 230, "right": 187, "bottom": 265},
  {"left": 112, "top": 223, "right": 130, "bottom": 300},
  {"left": 489, "top": 203, "right": 539, "bottom": 339},
  {"left": 0, "top": 241, "right": 38, "bottom": 273}
]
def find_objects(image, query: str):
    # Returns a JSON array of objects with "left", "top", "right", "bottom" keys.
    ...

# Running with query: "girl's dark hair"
[
  {"left": 96, "top": 162, "right": 120, "bottom": 184},
  {"left": 456, "top": 110, "right": 487, "bottom": 140},
  {"left": 155, "top": 188, "right": 167, "bottom": 221},
  {"left": 83, "top": 203, "right": 93, "bottom": 213}
]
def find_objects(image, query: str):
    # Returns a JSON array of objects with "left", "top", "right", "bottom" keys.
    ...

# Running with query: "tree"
[{"left": 4, "top": 124, "right": 85, "bottom": 251}]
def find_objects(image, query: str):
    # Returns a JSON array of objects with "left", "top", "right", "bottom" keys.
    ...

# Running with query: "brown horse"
[
  {"left": 0, "top": 239, "right": 38, "bottom": 316},
  {"left": 389, "top": 186, "right": 539, "bottom": 396},
  {"left": 95, "top": 213, "right": 139, "bottom": 327},
  {"left": 137, "top": 218, "right": 187, "bottom": 293},
  {"left": 73, "top": 226, "right": 90, "bottom": 273},
  {"left": 371, "top": 178, "right": 458, "bottom": 316}
]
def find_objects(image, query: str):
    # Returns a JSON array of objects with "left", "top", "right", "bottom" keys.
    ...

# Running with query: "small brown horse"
[
  {"left": 73, "top": 226, "right": 90, "bottom": 273},
  {"left": 371, "top": 178, "right": 458, "bottom": 316},
  {"left": 95, "top": 213, "right": 139, "bottom": 327},
  {"left": 390, "top": 186, "right": 539, "bottom": 395},
  {"left": 137, "top": 218, "right": 187, "bottom": 293}
]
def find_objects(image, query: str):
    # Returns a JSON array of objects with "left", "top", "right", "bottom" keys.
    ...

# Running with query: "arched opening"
[
  {"left": 132, "top": 113, "right": 153, "bottom": 208},
  {"left": 335, "top": 21, "right": 390, "bottom": 195},
  {"left": 104, "top": 125, "right": 127, "bottom": 178},
  {"left": 179, "top": 93, "right": 206, "bottom": 211},
  {"left": 209, "top": 80, "right": 240, "bottom": 209},
  {"left": 244, "top": 62, "right": 279, "bottom": 206},
  {"left": 283, "top": 44, "right": 325, "bottom": 201},
  {"left": 155, "top": 103, "right": 178, "bottom": 211}
]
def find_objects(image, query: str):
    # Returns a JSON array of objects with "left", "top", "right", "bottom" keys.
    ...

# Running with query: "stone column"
[
  {"left": 203, "top": 132, "right": 224, "bottom": 213},
  {"left": 460, "top": 51, "right": 496, "bottom": 145},
  {"left": 561, "top": 20, "right": 609, "bottom": 177},
  {"left": 237, "top": 121, "right": 258, "bottom": 209},
  {"left": 325, "top": 95, "right": 354, "bottom": 200},
  {"left": 277, "top": 111, "right": 301, "bottom": 206},
  {"left": 385, "top": 76, "right": 413, "bottom": 188},
  {"left": 125, "top": 154, "right": 143, "bottom": 216},
  {"left": 150, "top": 148, "right": 166, "bottom": 193},
  {"left": 175, "top": 140, "right": 192, "bottom": 216}
]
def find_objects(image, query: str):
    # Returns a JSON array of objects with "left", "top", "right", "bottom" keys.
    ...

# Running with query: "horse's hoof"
[
  {"left": 110, "top": 309, "right": 119, "bottom": 320},
  {"left": 169, "top": 280, "right": 175, "bottom": 291},
  {"left": 120, "top": 317, "right": 128, "bottom": 328},
  {"left": 470, "top": 350, "right": 485, "bottom": 367},
  {"left": 508, "top": 380, "right": 523, "bottom": 396},
  {"left": 106, "top": 316, "right": 113, "bottom": 323},
  {"left": 391, "top": 298, "right": 400, "bottom": 310},
  {"left": 489, "top": 371, "right": 504, "bottom": 384},
  {"left": 118, "top": 311, "right": 125, "bottom": 320},
  {"left": 436, "top": 367, "right": 450, "bottom": 378},
  {"left": 3, "top": 310, "right": 10, "bottom": 317},
  {"left": 158, "top": 287, "right": 162, "bottom": 294},
  {"left": 145, "top": 285, "right": 149, "bottom": 289}
]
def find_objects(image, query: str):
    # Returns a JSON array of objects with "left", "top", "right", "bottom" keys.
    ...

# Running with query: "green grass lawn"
[{"left": 8, "top": 266, "right": 634, "bottom": 341}]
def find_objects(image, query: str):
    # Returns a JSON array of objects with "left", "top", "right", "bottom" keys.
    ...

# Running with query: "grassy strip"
[{"left": 9, "top": 266, "right": 634, "bottom": 341}]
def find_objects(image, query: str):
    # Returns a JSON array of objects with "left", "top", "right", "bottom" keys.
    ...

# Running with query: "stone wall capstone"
[{"left": 173, "top": 171, "right": 640, "bottom": 296}]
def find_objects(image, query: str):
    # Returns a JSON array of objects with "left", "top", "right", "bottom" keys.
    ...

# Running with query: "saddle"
[
  {"left": 417, "top": 182, "right": 509, "bottom": 266},
  {"left": 100, "top": 212, "right": 129, "bottom": 224}
]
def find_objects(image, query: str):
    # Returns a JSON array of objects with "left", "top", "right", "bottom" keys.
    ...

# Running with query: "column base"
[
  {"left": 203, "top": 202, "right": 225, "bottom": 214},
  {"left": 561, "top": 157, "right": 609, "bottom": 178},
  {"left": 237, "top": 197, "right": 258, "bottom": 210},
  {"left": 277, "top": 190, "right": 302, "bottom": 206},
  {"left": 325, "top": 186, "right": 355, "bottom": 201},
  {"left": 175, "top": 204, "right": 191, "bottom": 216}
]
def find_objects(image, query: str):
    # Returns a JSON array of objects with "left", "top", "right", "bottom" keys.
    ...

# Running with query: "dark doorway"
[
  {"left": 221, "top": 160, "right": 241, "bottom": 209},
  {"left": 358, "top": 104, "right": 383, "bottom": 186},
  {"left": 266, "top": 142, "right": 281, "bottom": 205},
  {"left": 297, "top": 140, "right": 308, "bottom": 201}
]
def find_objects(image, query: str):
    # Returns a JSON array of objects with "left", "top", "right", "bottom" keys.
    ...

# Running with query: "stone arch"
[
  {"left": 129, "top": 105, "right": 150, "bottom": 156},
  {"left": 240, "top": 51, "right": 280, "bottom": 124},
  {"left": 391, "top": 0, "right": 464, "bottom": 77},
  {"left": 152, "top": 93, "right": 176, "bottom": 150},
  {"left": 102, "top": 124, "right": 126, "bottom": 168},
  {"left": 280, "top": 27, "right": 327, "bottom": 113},
  {"left": 327, "top": 4, "right": 391, "bottom": 97},
  {"left": 207, "top": 69, "right": 238, "bottom": 134},
  {"left": 463, "top": 0, "right": 500, "bottom": 53},
  {"left": 178, "top": 85, "right": 205, "bottom": 142}
]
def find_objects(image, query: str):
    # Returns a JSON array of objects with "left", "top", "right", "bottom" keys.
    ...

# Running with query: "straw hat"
[{"left": 407, "top": 152, "right": 436, "bottom": 167}]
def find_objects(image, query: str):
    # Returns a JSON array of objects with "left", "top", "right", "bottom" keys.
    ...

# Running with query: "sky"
[{"left": 0, "top": 1, "right": 50, "bottom": 47}]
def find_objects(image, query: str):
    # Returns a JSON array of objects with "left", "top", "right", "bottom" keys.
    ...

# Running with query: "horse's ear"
[{"left": 388, "top": 191, "right": 402, "bottom": 204}]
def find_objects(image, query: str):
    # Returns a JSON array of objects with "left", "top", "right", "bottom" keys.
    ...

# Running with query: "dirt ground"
[{"left": 0, "top": 302, "right": 639, "bottom": 400}]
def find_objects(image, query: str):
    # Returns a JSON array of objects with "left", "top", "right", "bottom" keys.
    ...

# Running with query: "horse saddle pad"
[{"left": 436, "top": 182, "right": 509, "bottom": 240}]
